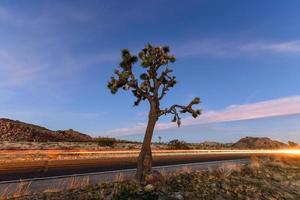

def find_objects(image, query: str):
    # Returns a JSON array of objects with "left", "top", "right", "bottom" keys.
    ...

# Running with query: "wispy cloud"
[
  {"left": 108, "top": 96, "right": 300, "bottom": 136},
  {"left": 176, "top": 39, "right": 238, "bottom": 57},
  {"left": 0, "top": 48, "right": 117, "bottom": 91},
  {"left": 241, "top": 41, "right": 300, "bottom": 54},
  {"left": 175, "top": 39, "right": 300, "bottom": 58},
  {"left": 0, "top": 4, "right": 94, "bottom": 27},
  {"left": 0, "top": 4, "right": 118, "bottom": 90},
  {"left": 0, "top": 50, "right": 48, "bottom": 87}
]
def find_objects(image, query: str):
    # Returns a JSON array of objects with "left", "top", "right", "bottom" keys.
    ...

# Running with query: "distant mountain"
[
  {"left": 232, "top": 136, "right": 287, "bottom": 149},
  {"left": 0, "top": 118, "right": 290, "bottom": 149},
  {"left": 0, "top": 118, "right": 92, "bottom": 142}
]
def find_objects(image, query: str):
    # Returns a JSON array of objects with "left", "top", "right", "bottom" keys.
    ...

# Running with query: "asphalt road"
[
  {"left": 0, "top": 158, "right": 251, "bottom": 199},
  {"left": 0, "top": 153, "right": 258, "bottom": 182}
]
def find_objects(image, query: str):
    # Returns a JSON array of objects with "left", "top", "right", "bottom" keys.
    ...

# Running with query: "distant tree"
[
  {"left": 288, "top": 141, "right": 298, "bottom": 148},
  {"left": 107, "top": 44, "right": 201, "bottom": 182},
  {"left": 158, "top": 136, "right": 162, "bottom": 144}
]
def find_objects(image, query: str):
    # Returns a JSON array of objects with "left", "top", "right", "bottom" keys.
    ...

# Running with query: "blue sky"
[{"left": 0, "top": 0, "right": 300, "bottom": 143}]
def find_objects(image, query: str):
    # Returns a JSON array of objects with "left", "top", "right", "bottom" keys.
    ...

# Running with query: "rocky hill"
[
  {"left": 0, "top": 118, "right": 92, "bottom": 142},
  {"left": 232, "top": 136, "right": 287, "bottom": 149}
]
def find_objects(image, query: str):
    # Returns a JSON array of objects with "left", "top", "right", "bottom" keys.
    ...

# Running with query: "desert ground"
[
  {"left": 1, "top": 155, "right": 300, "bottom": 200},
  {"left": 1, "top": 146, "right": 299, "bottom": 180},
  {"left": 1, "top": 140, "right": 299, "bottom": 199}
]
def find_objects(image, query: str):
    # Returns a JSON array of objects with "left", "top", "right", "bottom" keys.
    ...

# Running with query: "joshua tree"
[
  {"left": 158, "top": 136, "right": 162, "bottom": 144},
  {"left": 107, "top": 44, "right": 201, "bottom": 182}
]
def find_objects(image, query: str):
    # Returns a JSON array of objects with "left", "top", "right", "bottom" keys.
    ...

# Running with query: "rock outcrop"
[
  {"left": 232, "top": 136, "right": 287, "bottom": 149},
  {"left": 0, "top": 118, "right": 92, "bottom": 142}
]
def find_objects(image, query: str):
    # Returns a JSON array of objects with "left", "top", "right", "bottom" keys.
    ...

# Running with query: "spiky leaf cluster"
[{"left": 107, "top": 49, "right": 137, "bottom": 94}]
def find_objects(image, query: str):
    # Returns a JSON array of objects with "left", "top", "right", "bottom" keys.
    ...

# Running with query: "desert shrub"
[
  {"left": 168, "top": 139, "right": 190, "bottom": 150},
  {"left": 112, "top": 182, "right": 159, "bottom": 200},
  {"left": 288, "top": 141, "right": 298, "bottom": 148},
  {"left": 117, "top": 139, "right": 141, "bottom": 144},
  {"left": 112, "top": 183, "right": 139, "bottom": 200},
  {"left": 94, "top": 137, "right": 117, "bottom": 147},
  {"left": 128, "top": 145, "right": 136, "bottom": 150}
]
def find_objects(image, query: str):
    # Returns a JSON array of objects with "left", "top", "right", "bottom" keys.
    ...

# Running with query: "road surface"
[
  {"left": 0, "top": 149, "right": 297, "bottom": 199},
  {"left": 0, "top": 152, "right": 260, "bottom": 182},
  {"left": 0, "top": 158, "right": 250, "bottom": 198}
]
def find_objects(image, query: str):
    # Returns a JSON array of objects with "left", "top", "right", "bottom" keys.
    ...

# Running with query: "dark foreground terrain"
[{"left": 6, "top": 155, "right": 300, "bottom": 200}]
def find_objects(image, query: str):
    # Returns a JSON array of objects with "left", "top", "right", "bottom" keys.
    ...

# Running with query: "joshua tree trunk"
[{"left": 136, "top": 107, "right": 157, "bottom": 182}]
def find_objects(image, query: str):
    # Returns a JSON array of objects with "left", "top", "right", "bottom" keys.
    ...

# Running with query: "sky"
[{"left": 0, "top": 0, "right": 300, "bottom": 143}]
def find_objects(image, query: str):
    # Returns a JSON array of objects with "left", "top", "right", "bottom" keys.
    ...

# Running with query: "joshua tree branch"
[{"left": 159, "top": 97, "right": 202, "bottom": 126}]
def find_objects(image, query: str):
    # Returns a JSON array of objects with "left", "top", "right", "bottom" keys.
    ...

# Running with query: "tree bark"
[{"left": 136, "top": 107, "right": 157, "bottom": 182}]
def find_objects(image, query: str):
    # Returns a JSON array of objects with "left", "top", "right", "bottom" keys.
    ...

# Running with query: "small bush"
[
  {"left": 168, "top": 139, "right": 190, "bottom": 150},
  {"left": 288, "top": 141, "right": 298, "bottom": 148},
  {"left": 94, "top": 137, "right": 116, "bottom": 147},
  {"left": 128, "top": 145, "right": 136, "bottom": 150},
  {"left": 112, "top": 182, "right": 159, "bottom": 200}
]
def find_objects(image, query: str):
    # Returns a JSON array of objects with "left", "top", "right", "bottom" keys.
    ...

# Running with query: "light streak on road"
[
  {"left": 1, "top": 149, "right": 299, "bottom": 162},
  {"left": 40, "top": 149, "right": 300, "bottom": 155}
]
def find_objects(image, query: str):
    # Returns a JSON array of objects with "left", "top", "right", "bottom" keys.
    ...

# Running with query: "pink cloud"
[{"left": 108, "top": 96, "right": 300, "bottom": 136}]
